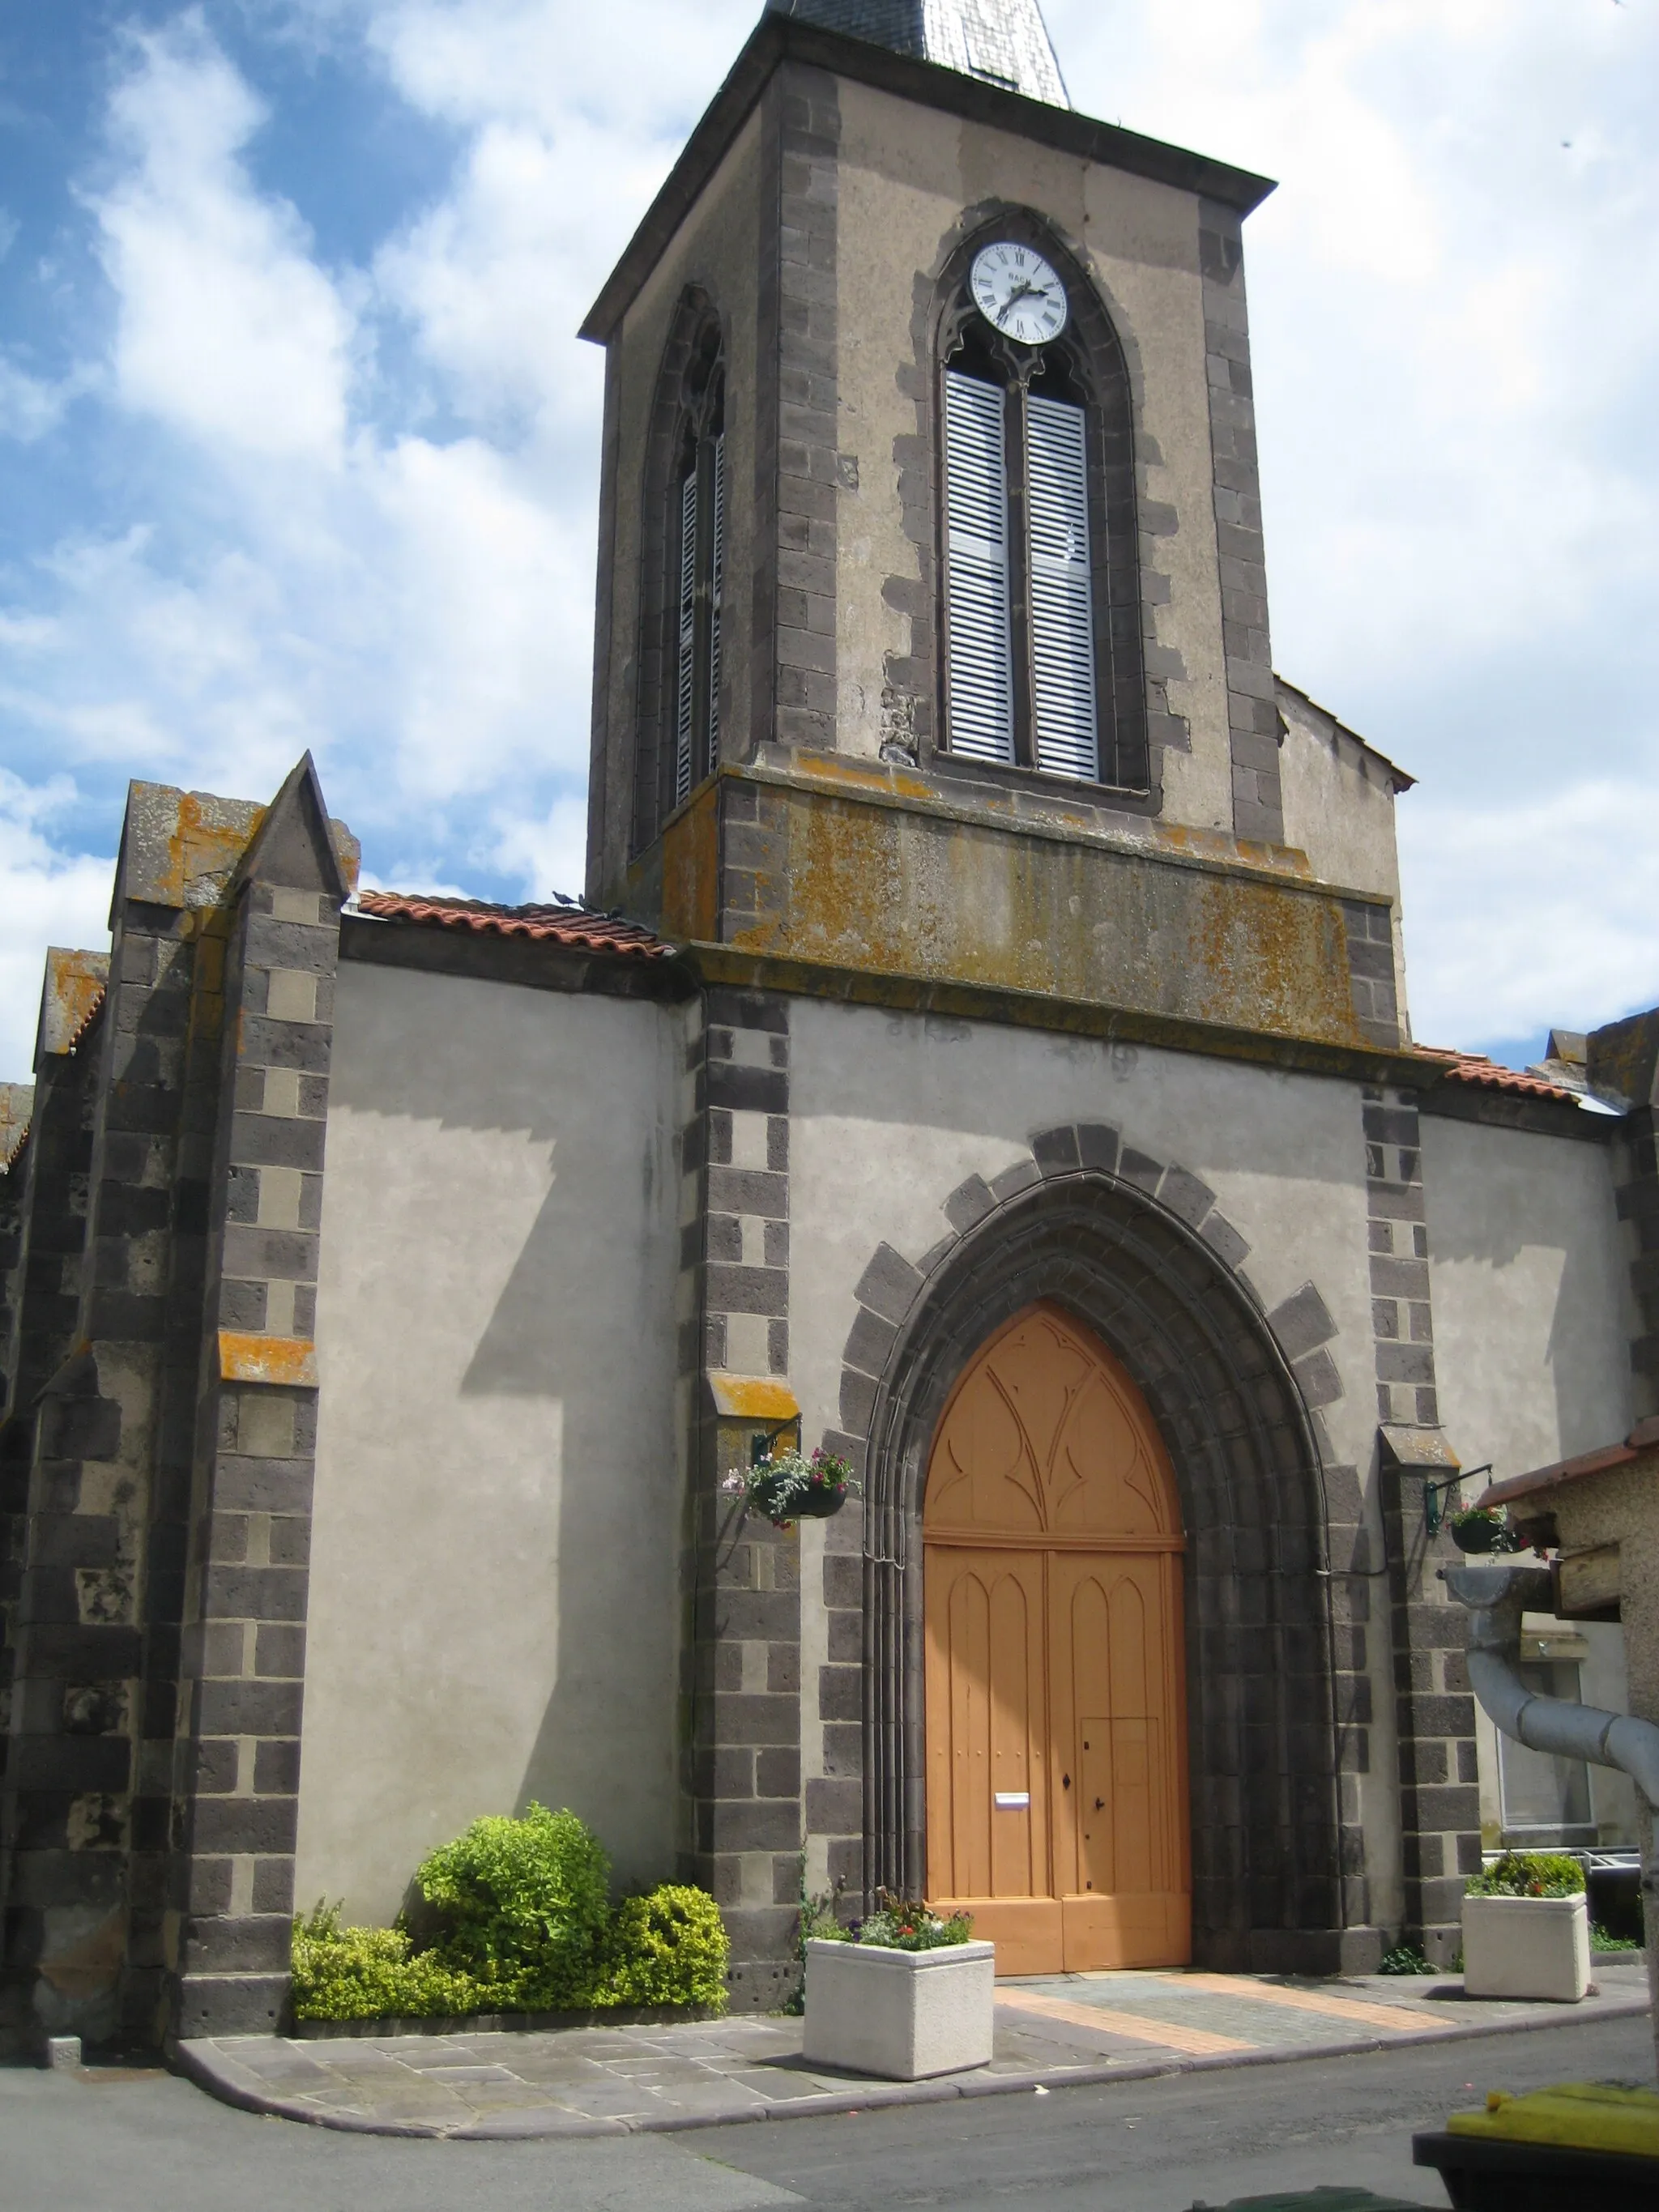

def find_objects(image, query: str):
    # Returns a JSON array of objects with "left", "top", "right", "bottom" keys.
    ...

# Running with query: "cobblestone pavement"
[{"left": 177, "top": 1960, "right": 1652, "bottom": 2139}]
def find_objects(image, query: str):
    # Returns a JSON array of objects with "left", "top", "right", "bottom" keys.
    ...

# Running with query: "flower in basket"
[
  {"left": 1447, "top": 1503, "right": 1516, "bottom": 1554},
  {"left": 723, "top": 1447, "right": 861, "bottom": 1528}
]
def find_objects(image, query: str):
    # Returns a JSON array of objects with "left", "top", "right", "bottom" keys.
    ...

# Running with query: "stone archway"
[{"left": 836, "top": 1121, "right": 1354, "bottom": 1975}]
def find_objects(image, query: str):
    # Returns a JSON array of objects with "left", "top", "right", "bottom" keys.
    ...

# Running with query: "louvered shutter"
[
  {"left": 944, "top": 369, "right": 1014, "bottom": 763},
  {"left": 674, "top": 467, "right": 697, "bottom": 808},
  {"left": 706, "top": 432, "right": 724, "bottom": 764},
  {"left": 1026, "top": 392, "right": 1098, "bottom": 780}
]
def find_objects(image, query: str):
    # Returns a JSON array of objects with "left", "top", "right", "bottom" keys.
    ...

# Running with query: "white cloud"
[
  {"left": 1399, "top": 780, "right": 1659, "bottom": 1052},
  {"left": 352, "top": 431, "right": 588, "bottom": 800},
  {"left": 95, "top": 11, "right": 352, "bottom": 459},
  {"left": 0, "top": 15, "right": 591, "bottom": 880},
  {"left": 360, "top": 0, "right": 753, "bottom": 136},
  {"left": 373, "top": 117, "right": 611, "bottom": 432},
  {"left": 493, "top": 791, "right": 588, "bottom": 906},
  {"left": 0, "top": 358, "right": 78, "bottom": 443},
  {"left": 0, "top": 774, "right": 113, "bottom": 1081}
]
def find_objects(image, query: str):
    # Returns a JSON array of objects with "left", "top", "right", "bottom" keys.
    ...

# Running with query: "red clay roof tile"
[
  {"left": 1414, "top": 1047, "right": 1580, "bottom": 1105},
  {"left": 356, "top": 890, "right": 672, "bottom": 961}
]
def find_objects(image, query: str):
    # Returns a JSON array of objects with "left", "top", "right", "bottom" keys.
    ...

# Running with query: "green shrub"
[
  {"left": 1591, "top": 1923, "right": 1641, "bottom": 1954},
  {"left": 292, "top": 1903, "right": 501, "bottom": 2021},
  {"left": 603, "top": 1885, "right": 730, "bottom": 2006},
  {"left": 1376, "top": 1944, "right": 1435, "bottom": 1976},
  {"left": 1466, "top": 1851, "right": 1584, "bottom": 1899},
  {"left": 415, "top": 1801, "right": 611, "bottom": 2007},
  {"left": 292, "top": 1810, "right": 730, "bottom": 2023}
]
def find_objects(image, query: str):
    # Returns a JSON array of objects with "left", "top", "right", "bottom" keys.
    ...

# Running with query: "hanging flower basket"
[
  {"left": 724, "top": 1448, "right": 859, "bottom": 1529},
  {"left": 1448, "top": 1505, "right": 1516, "bottom": 1554}
]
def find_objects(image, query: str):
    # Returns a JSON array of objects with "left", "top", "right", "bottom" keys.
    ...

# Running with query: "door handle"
[
  {"left": 1062, "top": 1774, "right": 1071, "bottom": 1789},
  {"left": 1094, "top": 1797, "right": 1105, "bottom": 1810}
]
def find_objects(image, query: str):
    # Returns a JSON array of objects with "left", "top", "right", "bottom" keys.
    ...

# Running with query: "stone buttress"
[{"left": 0, "top": 760, "right": 355, "bottom": 2052}]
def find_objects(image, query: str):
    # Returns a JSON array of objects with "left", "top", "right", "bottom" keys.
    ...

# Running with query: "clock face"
[{"left": 970, "top": 242, "right": 1068, "bottom": 346}]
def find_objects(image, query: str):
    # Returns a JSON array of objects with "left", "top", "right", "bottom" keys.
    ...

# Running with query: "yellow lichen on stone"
[{"left": 723, "top": 773, "right": 1369, "bottom": 1046}]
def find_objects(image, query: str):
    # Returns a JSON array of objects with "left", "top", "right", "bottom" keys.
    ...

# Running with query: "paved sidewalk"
[{"left": 177, "top": 1959, "right": 1652, "bottom": 2139}]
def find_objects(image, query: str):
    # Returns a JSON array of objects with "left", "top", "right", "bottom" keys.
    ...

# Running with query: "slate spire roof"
[{"left": 764, "top": 0, "right": 1069, "bottom": 108}]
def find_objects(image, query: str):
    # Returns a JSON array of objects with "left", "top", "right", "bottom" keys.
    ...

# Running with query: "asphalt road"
[{"left": 3, "top": 2012, "right": 1650, "bottom": 2212}]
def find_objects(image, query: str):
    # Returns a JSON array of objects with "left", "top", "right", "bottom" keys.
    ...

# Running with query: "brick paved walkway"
[{"left": 177, "top": 1960, "right": 1652, "bottom": 2139}]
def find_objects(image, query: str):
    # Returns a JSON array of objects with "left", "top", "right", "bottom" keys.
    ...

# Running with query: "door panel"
[
  {"left": 926, "top": 1548, "right": 1048, "bottom": 1917},
  {"left": 948, "top": 1898, "right": 1063, "bottom": 1978},
  {"left": 923, "top": 1305, "right": 1189, "bottom": 1977},
  {"left": 1048, "top": 1551, "right": 1188, "bottom": 1971}
]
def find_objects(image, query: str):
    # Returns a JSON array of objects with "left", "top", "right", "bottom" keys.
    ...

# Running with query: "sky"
[{"left": 0, "top": 0, "right": 1653, "bottom": 1081}]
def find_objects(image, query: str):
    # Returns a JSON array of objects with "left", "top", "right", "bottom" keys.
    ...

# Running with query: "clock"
[{"left": 970, "top": 242, "right": 1068, "bottom": 346}]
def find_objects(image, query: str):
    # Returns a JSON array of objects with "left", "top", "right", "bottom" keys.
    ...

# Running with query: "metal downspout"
[{"left": 1443, "top": 1562, "right": 1659, "bottom": 2077}]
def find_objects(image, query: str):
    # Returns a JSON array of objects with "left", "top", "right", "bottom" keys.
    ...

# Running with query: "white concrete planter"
[
  {"left": 801, "top": 1937, "right": 996, "bottom": 2079},
  {"left": 1461, "top": 1891, "right": 1590, "bottom": 2002}
]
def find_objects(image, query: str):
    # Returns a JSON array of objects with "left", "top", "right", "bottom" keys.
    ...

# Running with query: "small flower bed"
[
  {"left": 1466, "top": 1850, "right": 1584, "bottom": 1899},
  {"left": 808, "top": 1889, "right": 975, "bottom": 1952},
  {"left": 725, "top": 1447, "right": 859, "bottom": 1528},
  {"left": 292, "top": 1804, "right": 728, "bottom": 2022}
]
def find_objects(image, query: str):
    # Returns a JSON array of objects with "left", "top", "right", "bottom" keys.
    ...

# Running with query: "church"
[{"left": 1, "top": 0, "right": 1650, "bottom": 2051}]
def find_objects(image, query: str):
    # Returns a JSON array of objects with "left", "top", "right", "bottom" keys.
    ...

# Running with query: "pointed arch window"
[
  {"left": 939, "top": 256, "right": 1146, "bottom": 792},
  {"left": 672, "top": 399, "right": 725, "bottom": 810},
  {"left": 633, "top": 301, "right": 726, "bottom": 856}
]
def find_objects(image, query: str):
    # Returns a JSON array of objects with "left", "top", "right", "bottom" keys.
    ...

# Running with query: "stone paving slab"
[{"left": 176, "top": 1962, "right": 1653, "bottom": 2140}]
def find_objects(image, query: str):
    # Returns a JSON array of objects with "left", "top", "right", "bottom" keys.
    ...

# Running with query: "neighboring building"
[{"left": 0, "top": 1, "right": 1647, "bottom": 2050}]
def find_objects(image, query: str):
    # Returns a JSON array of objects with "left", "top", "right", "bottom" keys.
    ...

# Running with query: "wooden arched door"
[{"left": 923, "top": 1303, "right": 1189, "bottom": 1975}]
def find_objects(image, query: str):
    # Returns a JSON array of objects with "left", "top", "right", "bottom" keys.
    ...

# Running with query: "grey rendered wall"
[
  {"left": 783, "top": 998, "right": 1403, "bottom": 1922},
  {"left": 1422, "top": 1113, "right": 1639, "bottom": 1851},
  {"left": 1276, "top": 693, "right": 1403, "bottom": 909},
  {"left": 1276, "top": 688, "right": 1410, "bottom": 1034},
  {"left": 296, "top": 963, "right": 685, "bottom": 1924}
]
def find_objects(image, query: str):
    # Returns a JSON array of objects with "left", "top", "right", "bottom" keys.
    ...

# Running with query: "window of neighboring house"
[
  {"left": 672, "top": 392, "right": 725, "bottom": 812},
  {"left": 940, "top": 289, "right": 1143, "bottom": 790},
  {"left": 1498, "top": 1658, "right": 1595, "bottom": 1839}
]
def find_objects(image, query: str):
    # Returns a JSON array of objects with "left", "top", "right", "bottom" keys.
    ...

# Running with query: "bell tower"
[{"left": 582, "top": 1, "right": 1401, "bottom": 1056}]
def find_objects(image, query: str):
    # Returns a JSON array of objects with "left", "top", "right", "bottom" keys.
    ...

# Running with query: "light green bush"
[
  {"left": 1466, "top": 1850, "right": 1584, "bottom": 1899},
  {"left": 291, "top": 1903, "right": 502, "bottom": 2021},
  {"left": 415, "top": 1801, "right": 611, "bottom": 2007},
  {"left": 291, "top": 1810, "right": 730, "bottom": 2023},
  {"left": 604, "top": 1885, "right": 730, "bottom": 2006}
]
